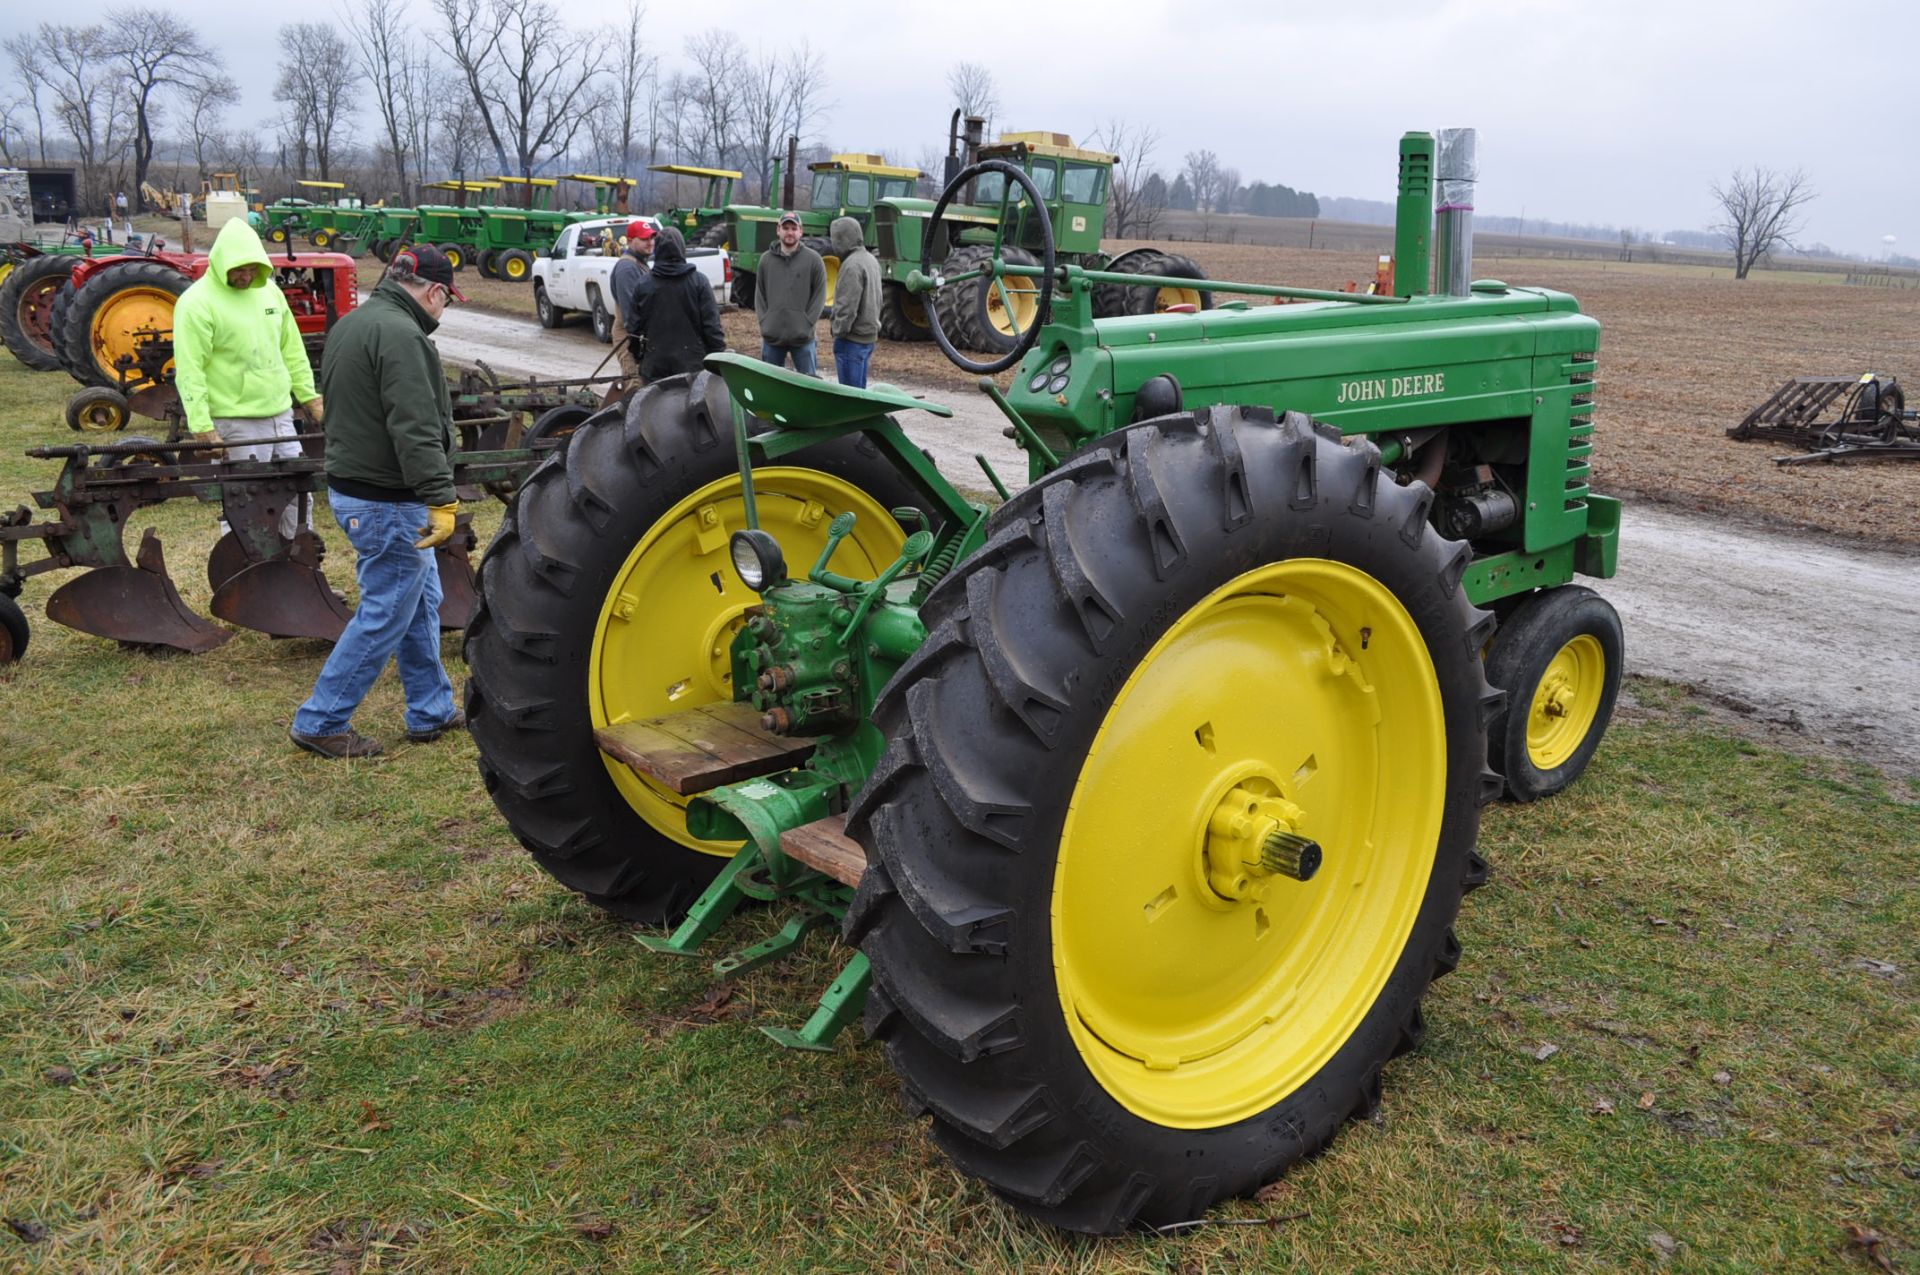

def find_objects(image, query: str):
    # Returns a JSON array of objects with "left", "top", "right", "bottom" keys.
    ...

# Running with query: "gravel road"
[{"left": 434, "top": 306, "right": 1920, "bottom": 777}]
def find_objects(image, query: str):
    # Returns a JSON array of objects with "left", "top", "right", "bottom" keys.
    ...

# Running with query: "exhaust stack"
[{"left": 1434, "top": 127, "right": 1478, "bottom": 297}]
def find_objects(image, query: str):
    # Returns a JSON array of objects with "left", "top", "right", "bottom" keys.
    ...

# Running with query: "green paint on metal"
[{"left": 762, "top": 952, "right": 870, "bottom": 1051}]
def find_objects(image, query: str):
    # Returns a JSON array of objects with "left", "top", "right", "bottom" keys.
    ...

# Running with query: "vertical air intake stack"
[{"left": 1434, "top": 127, "right": 1478, "bottom": 297}]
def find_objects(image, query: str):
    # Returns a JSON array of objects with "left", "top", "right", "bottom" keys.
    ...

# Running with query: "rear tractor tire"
[
  {"left": 698, "top": 223, "right": 730, "bottom": 250},
  {"left": 802, "top": 235, "right": 840, "bottom": 309},
  {"left": 477, "top": 250, "right": 499, "bottom": 279},
  {"left": 1093, "top": 248, "right": 1213, "bottom": 319},
  {"left": 439, "top": 243, "right": 466, "bottom": 272},
  {"left": 0, "top": 254, "right": 79, "bottom": 371},
  {"left": 463, "top": 370, "right": 932, "bottom": 923},
  {"left": 59, "top": 261, "right": 190, "bottom": 391},
  {"left": 1484, "top": 584, "right": 1623, "bottom": 801},
  {"left": 933, "top": 243, "right": 1041, "bottom": 355},
  {"left": 849, "top": 406, "right": 1498, "bottom": 1232},
  {"left": 729, "top": 269, "right": 756, "bottom": 309}
]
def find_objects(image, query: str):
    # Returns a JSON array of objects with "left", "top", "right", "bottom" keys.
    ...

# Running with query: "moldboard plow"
[{"left": 0, "top": 434, "right": 538, "bottom": 662}]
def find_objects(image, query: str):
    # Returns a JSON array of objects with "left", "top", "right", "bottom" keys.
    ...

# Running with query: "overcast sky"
[{"left": 11, "top": 0, "right": 1909, "bottom": 257}]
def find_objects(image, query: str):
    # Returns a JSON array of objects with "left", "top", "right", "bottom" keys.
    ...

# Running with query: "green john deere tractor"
[
  {"left": 869, "top": 129, "right": 1208, "bottom": 351},
  {"left": 649, "top": 163, "right": 742, "bottom": 248},
  {"left": 464, "top": 128, "right": 1624, "bottom": 1232}
]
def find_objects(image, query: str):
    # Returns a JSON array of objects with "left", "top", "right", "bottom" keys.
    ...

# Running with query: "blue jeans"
[
  {"left": 760, "top": 340, "right": 818, "bottom": 376},
  {"left": 293, "top": 493, "right": 455, "bottom": 737},
  {"left": 833, "top": 338, "right": 874, "bottom": 388}
]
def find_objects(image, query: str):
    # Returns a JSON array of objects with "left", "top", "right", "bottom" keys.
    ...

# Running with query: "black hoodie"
[{"left": 625, "top": 226, "right": 726, "bottom": 380}]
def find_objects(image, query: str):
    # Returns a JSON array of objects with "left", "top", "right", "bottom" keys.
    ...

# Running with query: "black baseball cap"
[
  {"left": 394, "top": 244, "right": 466, "bottom": 302},
  {"left": 777, "top": 210, "right": 801, "bottom": 227}
]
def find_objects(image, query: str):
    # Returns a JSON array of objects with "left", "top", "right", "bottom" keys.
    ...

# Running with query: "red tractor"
[{"left": 47, "top": 249, "right": 358, "bottom": 433}]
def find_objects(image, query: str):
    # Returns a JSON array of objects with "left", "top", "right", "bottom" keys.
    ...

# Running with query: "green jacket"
[
  {"left": 317, "top": 279, "right": 455, "bottom": 506},
  {"left": 828, "top": 217, "right": 879, "bottom": 344},
  {"left": 754, "top": 238, "right": 825, "bottom": 347},
  {"left": 172, "top": 220, "right": 317, "bottom": 434}
]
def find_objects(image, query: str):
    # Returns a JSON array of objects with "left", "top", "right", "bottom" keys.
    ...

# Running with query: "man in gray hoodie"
[
  {"left": 754, "top": 211, "right": 825, "bottom": 374},
  {"left": 828, "top": 216, "right": 880, "bottom": 388}
]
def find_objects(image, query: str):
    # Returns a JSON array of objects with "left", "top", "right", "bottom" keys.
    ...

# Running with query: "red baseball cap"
[{"left": 626, "top": 219, "right": 657, "bottom": 242}]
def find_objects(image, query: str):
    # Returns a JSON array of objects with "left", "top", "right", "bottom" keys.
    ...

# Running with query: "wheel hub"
[{"left": 1202, "top": 781, "right": 1321, "bottom": 902}]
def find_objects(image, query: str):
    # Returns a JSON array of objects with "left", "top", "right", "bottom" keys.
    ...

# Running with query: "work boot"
[
  {"left": 405, "top": 709, "right": 467, "bottom": 744},
  {"left": 289, "top": 725, "right": 385, "bottom": 759}
]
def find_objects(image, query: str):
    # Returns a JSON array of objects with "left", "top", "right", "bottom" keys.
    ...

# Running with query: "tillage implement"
[{"left": 463, "top": 129, "right": 1626, "bottom": 1232}]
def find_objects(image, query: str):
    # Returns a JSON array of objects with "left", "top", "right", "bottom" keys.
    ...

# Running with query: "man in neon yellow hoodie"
[{"left": 173, "top": 219, "right": 326, "bottom": 540}]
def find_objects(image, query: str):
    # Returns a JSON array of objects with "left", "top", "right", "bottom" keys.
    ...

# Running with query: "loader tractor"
[{"left": 463, "top": 129, "right": 1624, "bottom": 1233}]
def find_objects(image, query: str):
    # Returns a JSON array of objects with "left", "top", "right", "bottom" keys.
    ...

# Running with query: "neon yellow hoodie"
[{"left": 172, "top": 220, "right": 318, "bottom": 434}]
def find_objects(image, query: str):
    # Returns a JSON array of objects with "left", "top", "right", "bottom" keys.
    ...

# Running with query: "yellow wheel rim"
[
  {"left": 1155, "top": 285, "right": 1203, "bottom": 312},
  {"left": 91, "top": 287, "right": 177, "bottom": 383},
  {"left": 504, "top": 255, "right": 528, "bottom": 280},
  {"left": 822, "top": 256, "right": 840, "bottom": 308},
  {"left": 588, "top": 468, "right": 906, "bottom": 856},
  {"left": 0, "top": 260, "right": 14, "bottom": 289},
  {"left": 445, "top": 248, "right": 463, "bottom": 269},
  {"left": 1526, "top": 633, "right": 1605, "bottom": 770},
  {"left": 74, "top": 398, "right": 125, "bottom": 431},
  {"left": 987, "top": 270, "right": 1040, "bottom": 337},
  {"left": 901, "top": 289, "right": 929, "bottom": 330},
  {"left": 313, "top": 230, "right": 332, "bottom": 247},
  {"left": 1054, "top": 559, "right": 1446, "bottom": 1128},
  {"left": 270, "top": 228, "right": 287, "bottom": 242}
]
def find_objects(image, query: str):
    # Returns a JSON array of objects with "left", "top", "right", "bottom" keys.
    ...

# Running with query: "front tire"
[
  {"left": 464, "top": 371, "right": 933, "bottom": 922},
  {"left": 0, "top": 254, "right": 78, "bottom": 371},
  {"left": 0, "top": 591, "right": 28, "bottom": 664},
  {"left": 849, "top": 406, "right": 1498, "bottom": 1232},
  {"left": 499, "top": 249, "right": 534, "bottom": 282},
  {"left": 534, "top": 281, "right": 563, "bottom": 329},
  {"left": 1485, "top": 585, "right": 1622, "bottom": 801},
  {"left": 588, "top": 288, "right": 613, "bottom": 343},
  {"left": 878, "top": 280, "right": 931, "bottom": 343}
]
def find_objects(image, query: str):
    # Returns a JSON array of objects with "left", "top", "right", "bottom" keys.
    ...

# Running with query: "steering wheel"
[{"left": 918, "top": 159, "right": 1056, "bottom": 375}]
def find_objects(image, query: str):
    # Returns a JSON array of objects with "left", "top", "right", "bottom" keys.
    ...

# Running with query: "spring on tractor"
[{"left": 910, "top": 534, "right": 963, "bottom": 605}]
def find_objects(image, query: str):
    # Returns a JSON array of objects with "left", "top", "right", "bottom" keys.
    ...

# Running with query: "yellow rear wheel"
[
  {"left": 1056, "top": 559, "right": 1444, "bottom": 1127},
  {"left": 858, "top": 407, "right": 1490, "bottom": 1232},
  {"left": 588, "top": 468, "right": 906, "bottom": 856},
  {"left": 465, "top": 373, "right": 932, "bottom": 923}
]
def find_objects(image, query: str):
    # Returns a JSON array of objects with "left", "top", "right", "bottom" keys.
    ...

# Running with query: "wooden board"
[
  {"left": 594, "top": 701, "right": 817, "bottom": 795},
  {"left": 779, "top": 813, "right": 867, "bottom": 887}
]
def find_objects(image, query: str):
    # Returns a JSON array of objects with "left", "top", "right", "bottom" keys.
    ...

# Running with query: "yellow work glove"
[
  {"left": 414, "top": 503, "right": 459, "bottom": 549},
  {"left": 303, "top": 395, "right": 325, "bottom": 424}
]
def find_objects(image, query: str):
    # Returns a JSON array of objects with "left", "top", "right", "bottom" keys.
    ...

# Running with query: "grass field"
[{"left": 1, "top": 298, "right": 1917, "bottom": 1271}]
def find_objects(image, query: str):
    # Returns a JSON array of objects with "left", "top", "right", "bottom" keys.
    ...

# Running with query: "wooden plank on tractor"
[
  {"left": 779, "top": 813, "right": 866, "bottom": 887},
  {"left": 594, "top": 701, "right": 817, "bottom": 795}
]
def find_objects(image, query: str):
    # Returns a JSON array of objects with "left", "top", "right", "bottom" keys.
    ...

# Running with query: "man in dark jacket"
[
  {"left": 753, "top": 211, "right": 825, "bottom": 374},
  {"left": 290, "top": 246, "right": 465, "bottom": 760},
  {"left": 608, "top": 218, "right": 655, "bottom": 384},
  {"left": 827, "top": 216, "right": 880, "bottom": 387},
  {"left": 626, "top": 226, "right": 726, "bottom": 381}
]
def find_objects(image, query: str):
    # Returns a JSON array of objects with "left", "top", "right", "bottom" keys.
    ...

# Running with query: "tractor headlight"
[{"left": 730, "top": 530, "right": 787, "bottom": 592}]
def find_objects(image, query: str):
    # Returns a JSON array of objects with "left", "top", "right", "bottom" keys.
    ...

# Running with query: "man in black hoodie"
[{"left": 625, "top": 226, "right": 726, "bottom": 381}]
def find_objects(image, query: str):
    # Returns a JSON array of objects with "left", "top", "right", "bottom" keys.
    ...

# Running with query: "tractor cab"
[
  {"left": 805, "top": 154, "right": 921, "bottom": 220},
  {"left": 964, "top": 132, "right": 1114, "bottom": 258},
  {"left": 649, "top": 164, "right": 743, "bottom": 244}
]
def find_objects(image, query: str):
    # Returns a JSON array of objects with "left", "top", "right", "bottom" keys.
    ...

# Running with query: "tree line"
[{"left": 0, "top": 1, "right": 835, "bottom": 215}]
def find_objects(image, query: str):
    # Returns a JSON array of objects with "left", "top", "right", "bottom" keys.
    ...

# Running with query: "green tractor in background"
[
  {"left": 649, "top": 163, "right": 743, "bottom": 249},
  {"left": 463, "top": 128, "right": 1625, "bottom": 1233},
  {"left": 411, "top": 180, "right": 499, "bottom": 271},
  {"left": 721, "top": 153, "right": 924, "bottom": 307},
  {"left": 869, "top": 129, "right": 1210, "bottom": 351}
]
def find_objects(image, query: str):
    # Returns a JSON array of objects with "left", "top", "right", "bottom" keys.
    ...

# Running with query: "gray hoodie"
[{"left": 828, "top": 216, "right": 880, "bottom": 344}]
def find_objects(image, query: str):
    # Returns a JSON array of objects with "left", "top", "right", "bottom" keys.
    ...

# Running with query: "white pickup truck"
[{"left": 531, "top": 216, "right": 730, "bottom": 343}]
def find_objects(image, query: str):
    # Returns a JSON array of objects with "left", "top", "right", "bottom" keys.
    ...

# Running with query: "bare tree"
[
  {"left": 348, "top": 0, "right": 423, "bottom": 196},
  {"left": 946, "top": 62, "right": 998, "bottom": 128},
  {"left": 275, "top": 24, "right": 356, "bottom": 181},
  {"left": 1711, "top": 166, "right": 1816, "bottom": 279},
  {"left": 2, "top": 33, "right": 52, "bottom": 165},
  {"left": 1092, "top": 117, "right": 1163, "bottom": 239},
  {"left": 681, "top": 29, "right": 745, "bottom": 169},
  {"left": 105, "top": 10, "right": 217, "bottom": 209},
  {"left": 434, "top": 0, "right": 609, "bottom": 179},
  {"left": 592, "top": 0, "right": 656, "bottom": 181},
  {"left": 31, "top": 23, "right": 130, "bottom": 208},
  {"left": 182, "top": 75, "right": 239, "bottom": 185},
  {"left": 736, "top": 40, "right": 827, "bottom": 201}
]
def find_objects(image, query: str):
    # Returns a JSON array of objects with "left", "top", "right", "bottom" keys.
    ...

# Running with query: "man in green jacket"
[
  {"left": 290, "top": 246, "right": 465, "bottom": 760},
  {"left": 173, "top": 219, "right": 325, "bottom": 539},
  {"left": 753, "top": 211, "right": 825, "bottom": 374}
]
